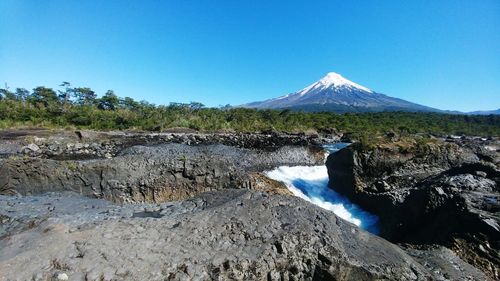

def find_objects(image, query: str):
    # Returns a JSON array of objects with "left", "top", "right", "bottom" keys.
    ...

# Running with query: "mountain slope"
[
  {"left": 242, "top": 72, "right": 439, "bottom": 112},
  {"left": 467, "top": 109, "right": 500, "bottom": 115}
]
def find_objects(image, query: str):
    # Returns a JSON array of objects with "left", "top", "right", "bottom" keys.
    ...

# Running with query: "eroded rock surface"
[
  {"left": 0, "top": 129, "right": 337, "bottom": 160},
  {"left": 1, "top": 143, "right": 323, "bottom": 202},
  {"left": 0, "top": 130, "right": 494, "bottom": 280},
  {"left": 326, "top": 139, "right": 500, "bottom": 279},
  {"left": 0, "top": 190, "right": 488, "bottom": 281}
]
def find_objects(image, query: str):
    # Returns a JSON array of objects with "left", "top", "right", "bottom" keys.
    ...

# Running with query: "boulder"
[{"left": 21, "top": 143, "right": 40, "bottom": 153}]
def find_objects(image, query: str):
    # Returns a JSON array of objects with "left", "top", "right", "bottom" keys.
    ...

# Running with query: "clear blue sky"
[{"left": 1, "top": 0, "right": 499, "bottom": 111}]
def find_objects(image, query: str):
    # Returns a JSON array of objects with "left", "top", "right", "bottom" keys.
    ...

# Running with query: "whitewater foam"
[{"left": 265, "top": 144, "right": 379, "bottom": 233}]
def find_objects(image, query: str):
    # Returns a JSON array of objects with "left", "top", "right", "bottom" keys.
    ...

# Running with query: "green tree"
[
  {"left": 1, "top": 82, "right": 499, "bottom": 136},
  {"left": 58, "top": 82, "right": 72, "bottom": 106},
  {"left": 120, "top": 97, "right": 140, "bottom": 110},
  {"left": 0, "top": 86, "right": 16, "bottom": 100},
  {"left": 30, "top": 86, "right": 59, "bottom": 107},
  {"left": 98, "top": 90, "right": 119, "bottom": 110},
  {"left": 73, "top": 87, "right": 97, "bottom": 106},
  {"left": 15, "top": 88, "right": 30, "bottom": 101},
  {"left": 189, "top": 101, "right": 205, "bottom": 110},
  {"left": 169, "top": 102, "right": 190, "bottom": 110}
]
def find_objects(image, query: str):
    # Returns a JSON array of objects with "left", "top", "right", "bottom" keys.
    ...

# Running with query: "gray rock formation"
[
  {"left": 1, "top": 143, "right": 323, "bottom": 203},
  {"left": 0, "top": 130, "right": 494, "bottom": 280},
  {"left": 0, "top": 190, "right": 488, "bottom": 281},
  {"left": 0, "top": 129, "right": 337, "bottom": 160},
  {"left": 326, "top": 139, "right": 500, "bottom": 279}
]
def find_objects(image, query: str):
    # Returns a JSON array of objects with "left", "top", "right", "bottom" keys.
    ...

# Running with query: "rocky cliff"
[
  {"left": 1, "top": 143, "right": 324, "bottom": 202},
  {"left": 326, "top": 137, "right": 500, "bottom": 279},
  {"left": 0, "top": 129, "right": 336, "bottom": 160},
  {"left": 0, "top": 130, "right": 495, "bottom": 280}
]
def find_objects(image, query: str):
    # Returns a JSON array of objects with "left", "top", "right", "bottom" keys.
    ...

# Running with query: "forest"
[{"left": 1, "top": 84, "right": 499, "bottom": 137}]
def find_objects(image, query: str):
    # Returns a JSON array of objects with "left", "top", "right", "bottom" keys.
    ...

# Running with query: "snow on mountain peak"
[
  {"left": 297, "top": 72, "right": 373, "bottom": 96},
  {"left": 242, "top": 71, "right": 437, "bottom": 112}
]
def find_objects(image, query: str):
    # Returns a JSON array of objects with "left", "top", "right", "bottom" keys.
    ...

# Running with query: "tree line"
[{"left": 0, "top": 83, "right": 499, "bottom": 137}]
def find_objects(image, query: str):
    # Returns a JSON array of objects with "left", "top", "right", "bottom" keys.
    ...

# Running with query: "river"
[{"left": 265, "top": 143, "right": 379, "bottom": 234}]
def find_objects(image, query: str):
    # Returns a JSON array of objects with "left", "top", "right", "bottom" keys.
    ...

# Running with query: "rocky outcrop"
[
  {"left": 1, "top": 143, "right": 323, "bottom": 202},
  {"left": 0, "top": 129, "right": 338, "bottom": 160},
  {"left": 326, "top": 139, "right": 500, "bottom": 279},
  {"left": 0, "top": 189, "right": 489, "bottom": 281},
  {"left": 403, "top": 245, "right": 492, "bottom": 281}
]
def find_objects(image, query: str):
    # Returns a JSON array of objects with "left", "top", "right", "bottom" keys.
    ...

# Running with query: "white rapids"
[{"left": 265, "top": 143, "right": 379, "bottom": 234}]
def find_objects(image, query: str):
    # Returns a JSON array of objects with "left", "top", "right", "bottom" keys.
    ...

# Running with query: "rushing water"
[{"left": 265, "top": 143, "right": 379, "bottom": 234}]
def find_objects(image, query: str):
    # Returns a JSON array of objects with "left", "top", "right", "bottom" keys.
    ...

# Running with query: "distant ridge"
[
  {"left": 241, "top": 72, "right": 439, "bottom": 113},
  {"left": 466, "top": 109, "right": 500, "bottom": 115}
]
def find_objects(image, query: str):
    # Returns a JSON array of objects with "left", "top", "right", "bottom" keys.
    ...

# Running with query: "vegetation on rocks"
[
  {"left": 326, "top": 137, "right": 499, "bottom": 279},
  {"left": 1, "top": 84, "right": 499, "bottom": 136},
  {"left": 356, "top": 134, "right": 447, "bottom": 155}
]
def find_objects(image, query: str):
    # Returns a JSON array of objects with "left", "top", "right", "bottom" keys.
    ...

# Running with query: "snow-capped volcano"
[
  {"left": 242, "top": 72, "right": 437, "bottom": 113},
  {"left": 297, "top": 72, "right": 373, "bottom": 95}
]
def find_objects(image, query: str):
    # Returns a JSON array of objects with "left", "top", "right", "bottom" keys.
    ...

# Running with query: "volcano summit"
[{"left": 242, "top": 72, "right": 438, "bottom": 113}]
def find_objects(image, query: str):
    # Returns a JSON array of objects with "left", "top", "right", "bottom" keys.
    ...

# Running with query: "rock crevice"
[{"left": 326, "top": 139, "right": 500, "bottom": 279}]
